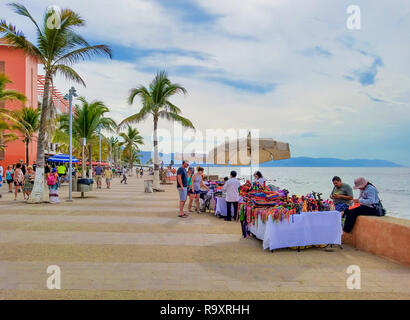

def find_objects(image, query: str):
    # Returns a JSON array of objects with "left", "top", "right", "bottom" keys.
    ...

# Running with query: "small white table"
[
  {"left": 214, "top": 197, "right": 236, "bottom": 217},
  {"left": 268, "top": 211, "right": 342, "bottom": 251}
]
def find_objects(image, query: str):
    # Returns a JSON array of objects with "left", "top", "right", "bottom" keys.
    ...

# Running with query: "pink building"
[{"left": 0, "top": 40, "right": 68, "bottom": 168}]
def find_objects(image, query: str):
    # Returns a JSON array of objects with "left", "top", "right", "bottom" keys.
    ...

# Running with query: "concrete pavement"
[{"left": 0, "top": 175, "right": 409, "bottom": 299}]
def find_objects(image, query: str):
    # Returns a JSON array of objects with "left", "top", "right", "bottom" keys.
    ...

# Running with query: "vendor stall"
[{"left": 237, "top": 180, "right": 341, "bottom": 251}]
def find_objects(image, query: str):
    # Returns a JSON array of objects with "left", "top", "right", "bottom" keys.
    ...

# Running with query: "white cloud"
[{"left": 1, "top": 0, "right": 410, "bottom": 164}]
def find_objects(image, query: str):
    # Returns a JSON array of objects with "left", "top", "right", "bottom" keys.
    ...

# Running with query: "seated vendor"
[
  {"left": 343, "top": 177, "right": 383, "bottom": 233},
  {"left": 253, "top": 171, "right": 266, "bottom": 187},
  {"left": 330, "top": 176, "right": 353, "bottom": 212}
]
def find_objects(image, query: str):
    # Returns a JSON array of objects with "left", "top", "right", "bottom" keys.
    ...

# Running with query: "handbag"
[{"left": 374, "top": 200, "right": 386, "bottom": 216}]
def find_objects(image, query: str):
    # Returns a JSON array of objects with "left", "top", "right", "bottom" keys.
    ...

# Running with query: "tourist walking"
[
  {"left": 6, "top": 165, "right": 14, "bottom": 193},
  {"left": 330, "top": 176, "right": 353, "bottom": 212},
  {"left": 23, "top": 166, "right": 35, "bottom": 200},
  {"left": 13, "top": 163, "right": 24, "bottom": 201},
  {"left": 222, "top": 171, "right": 241, "bottom": 221},
  {"left": 104, "top": 166, "right": 113, "bottom": 189},
  {"left": 140, "top": 167, "right": 143, "bottom": 178},
  {"left": 94, "top": 163, "right": 104, "bottom": 189},
  {"left": 47, "top": 168, "right": 60, "bottom": 204},
  {"left": 20, "top": 160, "right": 26, "bottom": 175},
  {"left": 120, "top": 167, "right": 128, "bottom": 184},
  {"left": 188, "top": 167, "right": 209, "bottom": 213},
  {"left": 57, "top": 164, "right": 67, "bottom": 183},
  {"left": 343, "top": 177, "right": 384, "bottom": 233},
  {"left": 177, "top": 160, "right": 189, "bottom": 218}
]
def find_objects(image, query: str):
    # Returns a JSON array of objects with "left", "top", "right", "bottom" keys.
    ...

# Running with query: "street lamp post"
[
  {"left": 64, "top": 87, "right": 77, "bottom": 202},
  {"left": 98, "top": 124, "right": 102, "bottom": 163}
]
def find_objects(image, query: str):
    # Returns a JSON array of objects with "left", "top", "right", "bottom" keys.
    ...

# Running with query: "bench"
[{"left": 342, "top": 216, "right": 410, "bottom": 266}]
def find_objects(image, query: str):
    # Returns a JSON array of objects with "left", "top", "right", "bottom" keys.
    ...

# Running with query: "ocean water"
[{"left": 204, "top": 167, "right": 410, "bottom": 220}]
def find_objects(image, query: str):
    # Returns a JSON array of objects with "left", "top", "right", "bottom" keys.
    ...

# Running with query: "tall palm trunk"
[
  {"left": 153, "top": 117, "right": 160, "bottom": 189},
  {"left": 25, "top": 138, "right": 29, "bottom": 165},
  {"left": 29, "top": 72, "right": 51, "bottom": 203},
  {"left": 129, "top": 147, "right": 133, "bottom": 176}
]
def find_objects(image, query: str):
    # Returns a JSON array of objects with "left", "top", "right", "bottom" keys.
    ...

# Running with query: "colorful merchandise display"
[{"left": 238, "top": 181, "right": 336, "bottom": 226}]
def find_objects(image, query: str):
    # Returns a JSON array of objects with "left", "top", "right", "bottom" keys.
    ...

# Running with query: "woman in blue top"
[
  {"left": 6, "top": 165, "right": 14, "bottom": 193},
  {"left": 343, "top": 177, "right": 383, "bottom": 233}
]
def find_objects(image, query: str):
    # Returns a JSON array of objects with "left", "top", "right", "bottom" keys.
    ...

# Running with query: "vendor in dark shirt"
[{"left": 330, "top": 176, "right": 353, "bottom": 212}]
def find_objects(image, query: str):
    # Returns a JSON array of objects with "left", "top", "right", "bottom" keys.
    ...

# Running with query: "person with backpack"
[
  {"left": 343, "top": 177, "right": 385, "bottom": 233},
  {"left": 47, "top": 168, "right": 60, "bottom": 204}
]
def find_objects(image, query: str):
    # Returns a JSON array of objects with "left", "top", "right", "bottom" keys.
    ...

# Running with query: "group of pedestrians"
[
  {"left": 93, "top": 163, "right": 115, "bottom": 189},
  {"left": 0, "top": 160, "right": 36, "bottom": 200},
  {"left": 176, "top": 161, "right": 210, "bottom": 218}
]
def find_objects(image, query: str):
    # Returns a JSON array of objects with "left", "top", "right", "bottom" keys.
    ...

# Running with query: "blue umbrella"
[{"left": 48, "top": 154, "right": 79, "bottom": 163}]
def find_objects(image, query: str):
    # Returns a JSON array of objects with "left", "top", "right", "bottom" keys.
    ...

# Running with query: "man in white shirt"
[{"left": 222, "top": 170, "right": 241, "bottom": 221}]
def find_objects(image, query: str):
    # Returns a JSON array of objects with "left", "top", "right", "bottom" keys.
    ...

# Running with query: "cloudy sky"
[{"left": 1, "top": 0, "right": 410, "bottom": 165}]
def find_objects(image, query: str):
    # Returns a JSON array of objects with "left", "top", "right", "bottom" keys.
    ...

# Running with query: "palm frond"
[
  {"left": 0, "top": 20, "right": 43, "bottom": 62},
  {"left": 54, "top": 44, "right": 112, "bottom": 65},
  {"left": 7, "top": 3, "right": 43, "bottom": 37},
  {"left": 53, "top": 64, "right": 86, "bottom": 86}
]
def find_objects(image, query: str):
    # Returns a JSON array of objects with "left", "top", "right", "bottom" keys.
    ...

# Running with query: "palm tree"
[
  {"left": 123, "top": 149, "right": 142, "bottom": 175},
  {"left": 108, "top": 136, "right": 121, "bottom": 165},
  {"left": 119, "top": 125, "right": 144, "bottom": 175},
  {"left": 0, "top": 120, "right": 17, "bottom": 152},
  {"left": 0, "top": 73, "right": 26, "bottom": 104},
  {"left": 0, "top": 73, "right": 26, "bottom": 158},
  {"left": 8, "top": 106, "right": 40, "bottom": 164},
  {"left": 0, "top": 3, "right": 112, "bottom": 202},
  {"left": 120, "top": 71, "right": 194, "bottom": 189},
  {"left": 56, "top": 97, "right": 116, "bottom": 178}
]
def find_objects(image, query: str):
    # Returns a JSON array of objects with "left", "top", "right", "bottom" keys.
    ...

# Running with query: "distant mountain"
[
  {"left": 259, "top": 157, "right": 403, "bottom": 167},
  {"left": 136, "top": 152, "right": 403, "bottom": 167}
]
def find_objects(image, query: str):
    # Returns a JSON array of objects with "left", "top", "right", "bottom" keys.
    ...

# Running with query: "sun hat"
[{"left": 353, "top": 177, "right": 369, "bottom": 189}]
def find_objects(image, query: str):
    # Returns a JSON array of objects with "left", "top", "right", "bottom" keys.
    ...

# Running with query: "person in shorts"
[
  {"left": 94, "top": 163, "right": 103, "bottom": 189},
  {"left": 104, "top": 166, "right": 113, "bottom": 189},
  {"left": 177, "top": 160, "right": 189, "bottom": 218},
  {"left": 187, "top": 167, "right": 209, "bottom": 213},
  {"left": 6, "top": 165, "right": 14, "bottom": 193},
  {"left": 13, "top": 163, "right": 24, "bottom": 200}
]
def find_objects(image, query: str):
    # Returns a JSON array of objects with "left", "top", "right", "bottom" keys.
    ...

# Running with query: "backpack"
[{"left": 47, "top": 174, "right": 56, "bottom": 186}]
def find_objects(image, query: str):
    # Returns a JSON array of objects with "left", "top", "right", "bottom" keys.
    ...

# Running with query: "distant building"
[{"left": 0, "top": 40, "right": 68, "bottom": 167}]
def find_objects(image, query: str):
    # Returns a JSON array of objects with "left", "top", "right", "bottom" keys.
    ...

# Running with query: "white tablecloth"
[
  {"left": 249, "top": 214, "right": 271, "bottom": 249},
  {"left": 214, "top": 197, "right": 236, "bottom": 217},
  {"left": 267, "top": 211, "right": 342, "bottom": 251}
]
